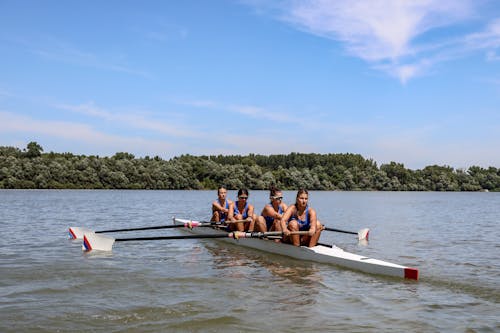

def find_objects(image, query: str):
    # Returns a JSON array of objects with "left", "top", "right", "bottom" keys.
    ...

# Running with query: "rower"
[
  {"left": 256, "top": 186, "right": 288, "bottom": 233},
  {"left": 211, "top": 186, "right": 234, "bottom": 227},
  {"left": 280, "top": 189, "right": 322, "bottom": 247},
  {"left": 232, "top": 189, "right": 259, "bottom": 232}
]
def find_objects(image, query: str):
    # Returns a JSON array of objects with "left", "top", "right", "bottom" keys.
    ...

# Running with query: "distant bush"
[{"left": 0, "top": 142, "right": 498, "bottom": 191}]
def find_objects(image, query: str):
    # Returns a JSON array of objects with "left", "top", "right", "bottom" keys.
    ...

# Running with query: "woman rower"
[
  {"left": 233, "top": 189, "right": 259, "bottom": 232},
  {"left": 280, "top": 189, "right": 322, "bottom": 247},
  {"left": 211, "top": 186, "right": 234, "bottom": 225},
  {"left": 255, "top": 186, "right": 288, "bottom": 232}
]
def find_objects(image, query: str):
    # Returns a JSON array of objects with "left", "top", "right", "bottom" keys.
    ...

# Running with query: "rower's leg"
[
  {"left": 245, "top": 214, "right": 256, "bottom": 232},
  {"left": 271, "top": 218, "right": 281, "bottom": 232},
  {"left": 268, "top": 218, "right": 282, "bottom": 242},
  {"left": 287, "top": 220, "right": 300, "bottom": 246},
  {"left": 253, "top": 215, "right": 267, "bottom": 232},
  {"left": 211, "top": 211, "right": 220, "bottom": 222},
  {"left": 234, "top": 214, "right": 245, "bottom": 231},
  {"left": 308, "top": 221, "right": 322, "bottom": 247}
]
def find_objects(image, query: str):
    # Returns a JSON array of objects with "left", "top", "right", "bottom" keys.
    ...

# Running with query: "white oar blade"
[
  {"left": 358, "top": 228, "right": 370, "bottom": 241},
  {"left": 82, "top": 232, "right": 115, "bottom": 252},
  {"left": 69, "top": 227, "right": 93, "bottom": 240}
]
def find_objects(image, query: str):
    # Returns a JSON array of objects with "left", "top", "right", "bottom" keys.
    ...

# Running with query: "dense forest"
[{"left": 1, "top": 142, "right": 499, "bottom": 191}]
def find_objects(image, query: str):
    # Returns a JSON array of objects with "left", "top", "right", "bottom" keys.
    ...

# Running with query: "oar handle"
[{"left": 217, "top": 219, "right": 249, "bottom": 224}]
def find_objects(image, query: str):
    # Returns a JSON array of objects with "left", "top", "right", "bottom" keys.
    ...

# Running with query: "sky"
[{"left": 1, "top": 0, "right": 499, "bottom": 170}]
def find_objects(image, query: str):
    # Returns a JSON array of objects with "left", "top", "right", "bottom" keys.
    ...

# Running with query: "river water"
[{"left": 0, "top": 190, "right": 499, "bottom": 332}]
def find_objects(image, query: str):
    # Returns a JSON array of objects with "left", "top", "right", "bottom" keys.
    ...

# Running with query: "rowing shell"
[{"left": 173, "top": 218, "right": 418, "bottom": 280}]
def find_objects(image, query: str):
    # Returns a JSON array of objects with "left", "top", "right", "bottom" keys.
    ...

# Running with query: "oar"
[
  {"left": 69, "top": 220, "right": 248, "bottom": 240},
  {"left": 82, "top": 231, "right": 309, "bottom": 252},
  {"left": 322, "top": 226, "right": 370, "bottom": 241}
]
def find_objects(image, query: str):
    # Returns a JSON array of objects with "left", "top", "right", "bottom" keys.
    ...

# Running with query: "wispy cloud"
[
  {"left": 486, "top": 51, "right": 500, "bottom": 61},
  {"left": 174, "top": 98, "right": 303, "bottom": 124},
  {"left": 465, "top": 18, "right": 500, "bottom": 53},
  {"left": 0, "top": 108, "right": 303, "bottom": 158},
  {"left": 142, "top": 24, "right": 189, "bottom": 42},
  {"left": 0, "top": 89, "right": 14, "bottom": 100},
  {"left": 253, "top": 0, "right": 499, "bottom": 83},
  {"left": 35, "top": 41, "right": 152, "bottom": 78},
  {"left": 55, "top": 102, "right": 199, "bottom": 138},
  {"left": 0, "top": 110, "right": 173, "bottom": 153},
  {"left": 1, "top": 33, "right": 152, "bottom": 78}
]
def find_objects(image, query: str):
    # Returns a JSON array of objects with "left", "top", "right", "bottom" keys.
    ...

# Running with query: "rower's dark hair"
[
  {"left": 237, "top": 188, "right": 249, "bottom": 196},
  {"left": 217, "top": 185, "right": 227, "bottom": 194},
  {"left": 295, "top": 189, "right": 309, "bottom": 205},
  {"left": 269, "top": 185, "right": 281, "bottom": 197}
]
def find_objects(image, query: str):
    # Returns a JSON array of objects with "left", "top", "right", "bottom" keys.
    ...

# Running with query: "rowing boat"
[{"left": 173, "top": 217, "right": 419, "bottom": 280}]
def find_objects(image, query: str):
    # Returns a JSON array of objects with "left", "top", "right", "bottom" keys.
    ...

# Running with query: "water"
[{"left": 1, "top": 190, "right": 499, "bottom": 332}]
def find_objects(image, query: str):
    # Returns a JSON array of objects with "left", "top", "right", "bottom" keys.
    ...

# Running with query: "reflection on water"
[
  {"left": 205, "top": 242, "right": 320, "bottom": 282},
  {"left": 204, "top": 241, "right": 322, "bottom": 307}
]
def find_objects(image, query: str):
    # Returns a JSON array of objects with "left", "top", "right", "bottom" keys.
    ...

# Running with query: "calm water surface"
[{"left": 0, "top": 190, "right": 499, "bottom": 332}]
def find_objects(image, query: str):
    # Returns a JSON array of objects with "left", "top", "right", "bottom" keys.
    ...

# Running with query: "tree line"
[{"left": 1, "top": 142, "right": 499, "bottom": 191}]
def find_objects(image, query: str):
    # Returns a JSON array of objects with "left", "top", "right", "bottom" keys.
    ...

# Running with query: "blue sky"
[{"left": 1, "top": 0, "right": 499, "bottom": 170}]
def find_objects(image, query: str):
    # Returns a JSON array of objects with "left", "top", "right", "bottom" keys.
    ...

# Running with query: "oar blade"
[
  {"left": 82, "top": 232, "right": 115, "bottom": 252},
  {"left": 358, "top": 228, "right": 370, "bottom": 241},
  {"left": 69, "top": 227, "right": 93, "bottom": 240}
]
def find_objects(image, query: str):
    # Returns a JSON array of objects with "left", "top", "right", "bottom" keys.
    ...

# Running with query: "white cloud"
[
  {"left": 254, "top": 0, "right": 500, "bottom": 83},
  {"left": 0, "top": 110, "right": 177, "bottom": 157}
]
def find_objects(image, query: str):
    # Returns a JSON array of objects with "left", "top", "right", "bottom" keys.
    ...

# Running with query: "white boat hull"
[{"left": 173, "top": 218, "right": 418, "bottom": 280}]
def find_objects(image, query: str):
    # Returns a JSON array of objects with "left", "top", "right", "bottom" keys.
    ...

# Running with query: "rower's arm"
[
  {"left": 227, "top": 201, "right": 235, "bottom": 220},
  {"left": 212, "top": 201, "right": 223, "bottom": 212},
  {"left": 308, "top": 208, "right": 317, "bottom": 236},
  {"left": 280, "top": 205, "right": 294, "bottom": 233},
  {"left": 247, "top": 204, "right": 255, "bottom": 221},
  {"left": 262, "top": 205, "right": 280, "bottom": 219}
]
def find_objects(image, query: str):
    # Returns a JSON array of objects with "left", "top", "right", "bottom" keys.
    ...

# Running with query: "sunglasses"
[
  {"left": 238, "top": 196, "right": 248, "bottom": 199},
  {"left": 272, "top": 196, "right": 283, "bottom": 200}
]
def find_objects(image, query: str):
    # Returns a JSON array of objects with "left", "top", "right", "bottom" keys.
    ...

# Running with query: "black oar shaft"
[
  {"left": 116, "top": 234, "right": 229, "bottom": 242},
  {"left": 113, "top": 231, "right": 307, "bottom": 243},
  {"left": 95, "top": 222, "right": 222, "bottom": 234},
  {"left": 94, "top": 220, "right": 250, "bottom": 235},
  {"left": 323, "top": 227, "right": 357, "bottom": 235},
  {"left": 96, "top": 224, "right": 202, "bottom": 233},
  {"left": 96, "top": 225, "right": 178, "bottom": 233}
]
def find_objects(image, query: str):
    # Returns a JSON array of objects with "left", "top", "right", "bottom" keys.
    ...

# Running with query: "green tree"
[{"left": 25, "top": 141, "right": 43, "bottom": 158}]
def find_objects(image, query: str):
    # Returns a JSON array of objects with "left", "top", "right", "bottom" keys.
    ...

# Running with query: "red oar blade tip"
[
  {"left": 404, "top": 267, "right": 419, "bottom": 280},
  {"left": 69, "top": 227, "right": 92, "bottom": 240},
  {"left": 358, "top": 228, "right": 370, "bottom": 241},
  {"left": 69, "top": 227, "right": 78, "bottom": 240},
  {"left": 82, "top": 232, "right": 115, "bottom": 252}
]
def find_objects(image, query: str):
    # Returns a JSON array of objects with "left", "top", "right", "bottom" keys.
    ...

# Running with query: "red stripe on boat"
[
  {"left": 404, "top": 267, "right": 419, "bottom": 280},
  {"left": 83, "top": 235, "right": 92, "bottom": 251},
  {"left": 69, "top": 228, "right": 77, "bottom": 239}
]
